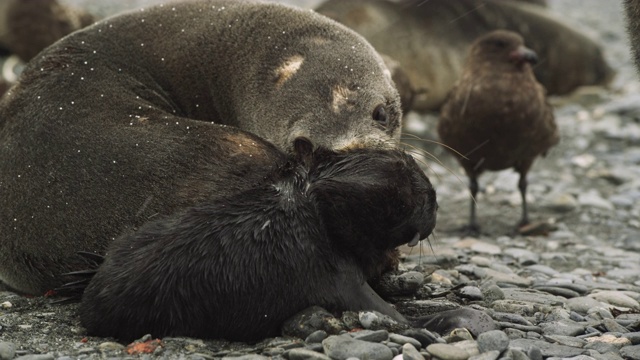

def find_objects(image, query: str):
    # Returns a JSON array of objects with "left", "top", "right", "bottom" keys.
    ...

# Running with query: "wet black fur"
[{"left": 79, "top": 147, "right": 436, "bottom": 342}]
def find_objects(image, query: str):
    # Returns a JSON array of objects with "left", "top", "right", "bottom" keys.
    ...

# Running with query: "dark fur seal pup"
[
  {"left": 0, "top": 0, "right": 402, "bottom": 295},
  {"left": 437, "top": 30, "right": 559, "bottom": 232},
  {"left": 316, "top": 0, "right": 614, "bottom": 111},
  {"left": 78, "top": 142, "right": 437, "bottom": 342}
]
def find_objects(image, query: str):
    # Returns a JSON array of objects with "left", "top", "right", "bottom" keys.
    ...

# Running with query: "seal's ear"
[{"left": 294, "top": 137, "right": 314, "bottom": 168}]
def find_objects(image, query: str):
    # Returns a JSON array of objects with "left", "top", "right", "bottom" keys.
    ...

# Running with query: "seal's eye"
[{"left": 372, "top": 104, "right": 388, "bottom": 127}]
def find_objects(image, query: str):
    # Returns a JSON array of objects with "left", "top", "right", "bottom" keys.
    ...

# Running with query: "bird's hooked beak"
[{"left": 509, "top": 45, "right": 539, "bottom": 65}]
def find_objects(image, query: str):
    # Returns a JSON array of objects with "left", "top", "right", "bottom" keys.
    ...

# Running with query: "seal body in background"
[
  {"left": 0, "top": 0, "right": 403, "bottom": 295},
  {"left": 316, "top": 0, "right": 614, "bottom": 112}
]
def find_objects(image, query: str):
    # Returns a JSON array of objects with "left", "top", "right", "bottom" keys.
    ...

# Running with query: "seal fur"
[
  {"left": 77, "top": 144, "right": 437, "bottom": 342},
  {"left": 0, "top": 0, "right": 403, "bottom": 295}
]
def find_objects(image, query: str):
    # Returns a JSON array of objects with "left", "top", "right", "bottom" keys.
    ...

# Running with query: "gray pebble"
[
  {"left": 539, "top": 319, "right": 585, "bottom": 336},
  {"left": 483, "top": 285, "right": 505, "bottom": 303},
  {"left": 352, "top": 329, "right": 389, "bottom": 343},
  {"left": 603, "top": 318, "right": 629, "bottom": 333},
  {"left": 620, "top": 344, "right": 640, "bottom": 360},
  {"left": 426, "top": 343, "right": 471, "bottom": 360},
  {"left": 584, "top": 341, "right": 622, "bottom": 354},
  {"left": 287, "top": 348, "right": 331, "bottom": 360},
  {"left": 389, "top": 334, "right": 422, "bottom": 349},
  {"left": 305, "top": 330, "right": 328, "bottom": 344},
  {"left": 469, "top": 350, "right": 501, "bottom": 360},
  {"left": 533, "top": 286, "right": 581, "bottom": 298},
  {"left": 622, "top": 332, "right": 640, "bottom": 345},
  {"left": 323, "top": 335, "right": 393, "bottom": 360},
  {"left": 459, "top": 286, "right": 484, "bottom": 300},
  {"left": 0, "top": 342, "right": 16, "bottom": 360},
  {"left": 504, "top": 328, "right": 527, "bottom": 340},
  {"left": 14, "top": 355, "right": 55, "bottom": 360},
  {"left": 477, "top": 330, "right": 510, "bottom": 353},
  {"left": 510, "top": 339, "right": 584, "bottom": 358},
  {"left": 495, "top": 322, "right": 542, "bottom": 333},
  {"left": 508, "top": 348, "right": 530, "bottom": 360},
  {"left": 402, "top": 343, "right": 425, "bottom": 360},
  {"left": 542, "top": 334, "right": 587, "bottom": 348}
]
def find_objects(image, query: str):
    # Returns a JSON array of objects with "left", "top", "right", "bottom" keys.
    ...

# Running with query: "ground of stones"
[{"left": 1, "top": 0, "right": 640, "bottom": 359}]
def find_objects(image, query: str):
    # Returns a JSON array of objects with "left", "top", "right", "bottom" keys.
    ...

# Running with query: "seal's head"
[
  {"left": 243, "top": 5, "right": 403, "bottom": 153},
  {"left": 295, "top": 138, "right": 437, "bottom": 270}
]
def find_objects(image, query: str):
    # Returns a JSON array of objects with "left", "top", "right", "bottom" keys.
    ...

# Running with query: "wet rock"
[
  {"left": 389, "top": 334, "right": 422, "bottom": 349},
  {"left": 0, "top": 342, "right": 16, "bottom": 360},
  {"left": 322, "top": 335, "right": 393, "bottom": 360},
  {"left": 288, "top": 348, "right": 331, "bottom": 360},
  {"left": 539, "top": 319, "right": 586, "bottom": 336},
  {"left": 620, "top": 344, "right": 640, "bottom": 360},
  {"left": 402, "top": 343, "right": 425, "bottom": 360},
  {"left": 426, "top": 343, "right": 471, "bottom": 360},
  {"left": 351, "top": 330, "right": 389, "bottom": 343},
  {"left": 477, "top": 330, "right": 510, "bottom": 353},
  {"left": 510, "top": 338, "right": 585, "bottom": 358},
  {"left": 305, "top": 330, "right": 328, "bottom": 344}
]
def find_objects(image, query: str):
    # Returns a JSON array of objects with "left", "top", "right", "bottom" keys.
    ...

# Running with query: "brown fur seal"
[
  {"left": 0, "top": 0, "right": 403, "bottom": 295},
  {"left": 316, "top": 0, "right": 614, "bottom": 112},
  {"left": 438, "top": 30, "right": 559, "bottom": 232},
  {"left": 75, "top": 142, "right": 437, "bottom": 342}
]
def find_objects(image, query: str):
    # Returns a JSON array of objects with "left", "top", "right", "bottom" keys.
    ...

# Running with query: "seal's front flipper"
[{"left": 409, "top": 307, "right": 497, "bottom": 337}]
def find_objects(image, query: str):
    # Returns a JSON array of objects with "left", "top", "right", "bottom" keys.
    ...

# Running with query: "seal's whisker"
[{"left": 401, "top": 133, "right": 469, "bottom": 160}]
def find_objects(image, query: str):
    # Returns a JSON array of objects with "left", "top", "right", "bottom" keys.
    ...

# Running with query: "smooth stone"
[
  {"left": 323, "top": 335, "right": 393, "bottom": 360},
  {"left": 402, "top": 343, "right": 425, "bottom": 360},
  {"left": 542, "top": 193, "right": 578, "bottom": 213},
  {"left": 0, "top": 342, "right": 16, "bottom": 360},
  {"left": 603, "top": 318, "right": 629, "bottom": 333},
  {"left": 473, "top": 268, "right": 532, "bottom": 287},
  {"left": 583, "top": 341, "right": 623, "bottom": 354},
  {"left": 510, "top": 339, "right": 585, "bottom": 358},
  {"left": 390, "top": 334, "right": 422, "bottom": 349},
  {"left": 539, "top": 319, "right": 586, "bottom": 336},
  {"left": 567, "top": 297, "right": 607, "bottom": 314},
  {"left": 401, "top": 329, "right": 440, "bottom": 348},
  {"left": 504, "top": 329, "right": 527, "bottom": 340},
  {"left": 534, "top": 286, "right": 581, "bottom": 298},
  {"left": 543, "top": 335, "right": 587, "bottom": 348},
  {"left": 97, "top": 342, "right": 126, "bottom": 351},
  {"left": 622, "top": 332, "right": 640, "bottom": 345},
  {"left": 306, "top": 330, "right": 328, "bottom": 344},
  {"left": 359, "top": 311, "right": 399, "bottom": 330},
  {"left": 14, "top": 355, "right": 55, "bottom": 360},
  {"left": 459, "top": 286, "right": 484, "bottom": 300},
  {"left": 288, "top": 348, "right": 332, "bottom": 360},
  {"left": 490, "top": 313, "right": 532, "bottom": 326},
  {"left": 503, "top": 248, "right": 540, "bottom": 265},
  {"left": 578, "top": 190, "right": 615, "bottom": 210},
  {"left": 469, "top": 350, "right": 501, "bottom": 360},
  {"left": 586, "top": 334, "right": 631, "bottom": 348},
  {"left": 452, "top": 340, "right": 479, "bottom": 357},
  {"left": 526, "top": 265, "right": 559, "bottom": 277},
  {"left": 504, "top": 348, "right": 530, "bottom": 360},
  {"left": 477, "top": 330, "right": 510, "bottom": 353},
  {"left": 426, "top": 343, "right": 470, "bottom": 360},
  {"left": 620, "top": 344, "right": 640, "bottom": 360},
  {"left": 589, "top": 291, "right": 640, "bottom": 309},
  {"left": 483, "top": 285, "right": 506, "bottom": 303},
  {"left": 352, "top": 330, "right": 390, "bottom": 343},
  {"left": 501, "top": 288, "right": 565, "bottom": 306}
]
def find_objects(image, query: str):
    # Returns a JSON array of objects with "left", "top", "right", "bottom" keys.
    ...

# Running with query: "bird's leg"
[
  {"left": 518, "top": 174, "right": 529, "bottom": 227},
  {"left": 467, "top": 176, "right": 480, "bottom": 235}
]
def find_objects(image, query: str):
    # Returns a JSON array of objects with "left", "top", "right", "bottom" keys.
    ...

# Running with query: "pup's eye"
[{"left": 372, "top": 104, "right": 388, "bottom": 127}]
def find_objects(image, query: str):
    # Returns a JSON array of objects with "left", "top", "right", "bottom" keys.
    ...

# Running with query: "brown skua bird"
[{"left": 438, "top": 30, "right": 559, "bottom": 233}]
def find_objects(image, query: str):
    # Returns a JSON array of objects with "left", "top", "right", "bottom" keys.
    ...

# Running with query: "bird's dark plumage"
[{"left": 437, "top": 30, "right": 559, "bottom": 233}]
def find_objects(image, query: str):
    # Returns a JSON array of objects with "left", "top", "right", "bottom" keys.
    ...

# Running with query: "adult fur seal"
[
  {"left": 0, "top": 0, "right": 403, "bottom": 295},
  {"left": 76, "top": 142, "right": 437, "bottom": 342},
  {"left": 316, "top": 0, "right": 614, "bottom": 111}
]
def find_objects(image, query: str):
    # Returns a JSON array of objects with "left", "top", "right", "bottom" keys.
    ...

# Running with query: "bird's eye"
[
  {"left": 372, "top": 104, "right": 388, "bottom": 127},
  {"left": 493, "top": 39, "right": 507, "bottom": 48}
]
